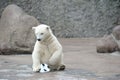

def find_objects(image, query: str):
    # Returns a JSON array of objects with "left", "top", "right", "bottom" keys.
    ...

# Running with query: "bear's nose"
[{"left": 37, "top": 39, "right": 41, "bottom": 41}]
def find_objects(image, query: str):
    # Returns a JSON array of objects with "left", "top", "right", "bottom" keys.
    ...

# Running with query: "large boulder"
[
  {"left": 96, "top": 35, "right": 119, "bottom": 53},
  {"left": 0, "top": 4, "right": 39, "bottom": 55},
  {"left": 112, "top": 25, "right": 120, "bottom": 49},
  {"left": 97, "top": 25, "right": 120, "bottom": 53}
]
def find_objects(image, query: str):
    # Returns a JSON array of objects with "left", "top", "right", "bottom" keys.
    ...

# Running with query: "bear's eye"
[{"left": 41, "top": 33, "right": 44, "bottom": 35}]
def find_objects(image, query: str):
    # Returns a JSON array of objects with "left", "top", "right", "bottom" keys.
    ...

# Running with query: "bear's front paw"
[{"left": 33, "top": 66, "right": 40, "bottom": 72}]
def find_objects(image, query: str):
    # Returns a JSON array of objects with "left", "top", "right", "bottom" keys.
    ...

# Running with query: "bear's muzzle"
[{"left": 37, "top": 39, "right": 41, "bottom": 41}]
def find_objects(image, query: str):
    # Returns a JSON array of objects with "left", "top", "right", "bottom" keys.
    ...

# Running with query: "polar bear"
[{"left": 32, "top": 24, "right": 65, "bottom": 72}]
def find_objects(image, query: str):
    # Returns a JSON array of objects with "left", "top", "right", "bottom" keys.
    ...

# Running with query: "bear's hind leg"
[{"left": 57, "top": 64, "right": 65, "bottom": 71}]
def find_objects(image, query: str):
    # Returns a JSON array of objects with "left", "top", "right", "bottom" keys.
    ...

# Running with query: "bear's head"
[{"left": 32, "top": 24, "right": 51, "bottom": 42}]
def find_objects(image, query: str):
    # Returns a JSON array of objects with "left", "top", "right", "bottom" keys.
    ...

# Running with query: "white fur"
[{"left": 32, "top": 24, "right": 64, "bottom": 72}]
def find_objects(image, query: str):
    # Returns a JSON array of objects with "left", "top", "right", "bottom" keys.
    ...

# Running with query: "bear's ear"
[
  {"left": 46, "top": 27, "right": 49, "bottom": 30},
  {"left": 46, "top": 26, "right": 50, "bottom": 30},
  {"left": 32, "top": 27, "right": 36, "bottom": 30}
]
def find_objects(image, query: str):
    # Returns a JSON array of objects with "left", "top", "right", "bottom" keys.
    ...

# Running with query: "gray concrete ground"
[{"left": 0, "top": 38, "right": 120, "bottom": 80}]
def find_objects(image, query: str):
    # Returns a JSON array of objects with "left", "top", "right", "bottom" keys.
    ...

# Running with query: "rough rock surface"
[
  {"left": 112, "top": 25, "right": 120, "bottom": 40},
  {"left": 97, "top": 25, "right": 120, "bottom": 53},
  {"left": 0, "top": 0, "right": 120, "bottom": 37},
  {"left": 96, "top": 35, "right": 119, "bottom": 53},
  {"left": 0, "top": 4, "right": 39, "bottom": 55}
]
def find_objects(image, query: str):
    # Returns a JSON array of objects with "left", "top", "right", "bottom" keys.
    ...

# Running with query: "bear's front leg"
[{"left": 32, "top": 51, "right": 41, "bottom": 72}]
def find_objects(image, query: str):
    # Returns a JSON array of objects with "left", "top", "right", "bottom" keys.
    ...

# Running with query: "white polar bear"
[{"left": 32, "top": 24, "right": 65, "bottom": 72}]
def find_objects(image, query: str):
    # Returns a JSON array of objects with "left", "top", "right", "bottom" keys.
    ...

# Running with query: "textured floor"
[{"left": 0, "top": 38, "right": 120, "bottom": 80}]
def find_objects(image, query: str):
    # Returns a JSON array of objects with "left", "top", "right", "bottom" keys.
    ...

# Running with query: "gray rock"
[
  {"left": 112, "top": 25, "right": 120, "bottom": 40},
  {"left": 0, "top": 0, "right": 120, "bottom": 37},
  {"left": 96, "top": 35, "right": 119, "bottom": 53},
  {"left": 97, "top": 25, "right": 120, "bottom": 53},
  {"left": 0, "top": 4, "right": 39, "bottom": 55}
]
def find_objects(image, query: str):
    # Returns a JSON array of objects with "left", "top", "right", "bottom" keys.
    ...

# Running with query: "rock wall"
[{"left": 0, "top": 0, "right": 120, "bottom": 38}]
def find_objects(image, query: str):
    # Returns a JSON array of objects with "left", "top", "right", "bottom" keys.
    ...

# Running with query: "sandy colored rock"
[
  {"left": 97, "top": 25, "right": 120, "bottom": 53},
  {"left": 0, "top": 4, "right": 39, "bottom": 55},
  {"left": 96, "top": 35, "right": 119, "bottom": 53}
]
